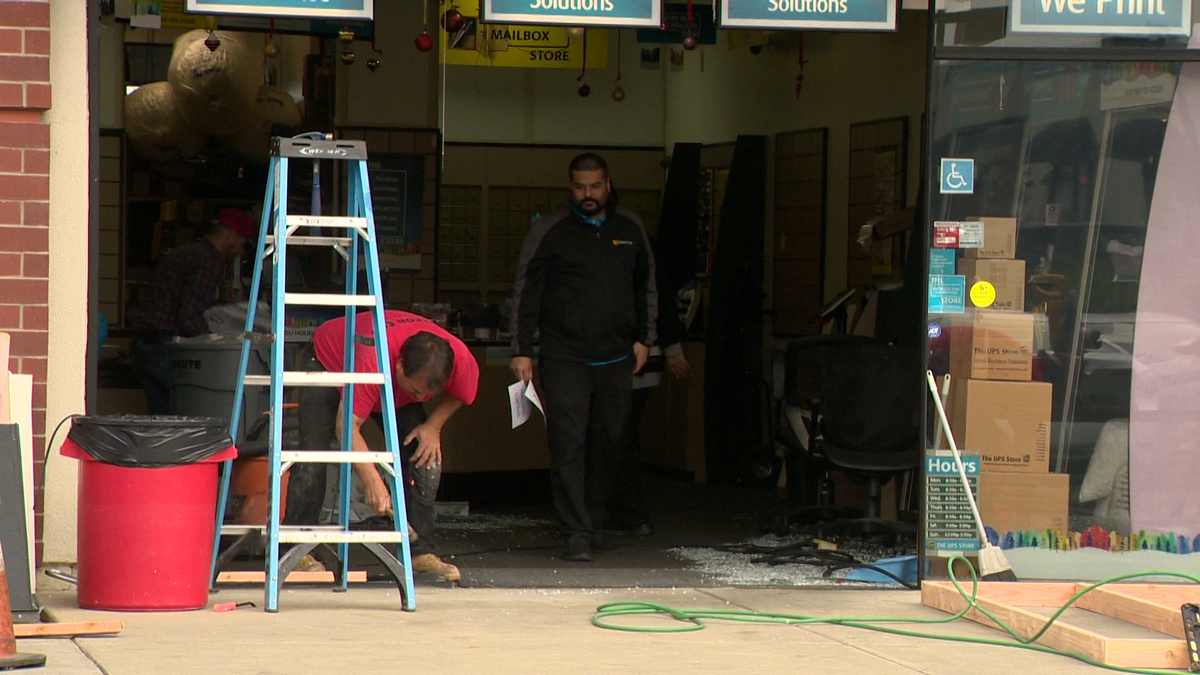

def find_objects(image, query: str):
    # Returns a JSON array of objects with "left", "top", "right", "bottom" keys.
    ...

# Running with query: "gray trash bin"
[{"left": 164, "top": 340, "right": 272, "bottom": 444}]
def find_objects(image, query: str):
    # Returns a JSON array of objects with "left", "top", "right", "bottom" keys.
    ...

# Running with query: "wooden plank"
[
  {"left": 1075, "top": 584, "right": 1200, "bottom": 639},
  {"left": 15, "top": 621, "right": 123, "bottom": 638},
  {"left": 1100, "top": 636, "right": 1191, "bottom": 668},
  {"left": 945, "top": 582, "right": 1082, "bottom": 608},
  {"left": 923, "top": 581, "right": 1110, "bottom": 662},
  {"left": 0, "top": 332, "right": 11, "bottom": 424},
  {"left": 9, "top": 373, "right": 33, "bottom": 592},
  {"left": 922, "top": 581, "right": 1192, "bottom": 669},
  {"left": 216, "top": 570, "right": 367, "bottom": 584}
]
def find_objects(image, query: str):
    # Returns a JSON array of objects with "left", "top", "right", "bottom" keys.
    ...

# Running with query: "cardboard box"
[
  {"left": 960, "top": 258, "right": 1026, "bottom": 311},
  {"left": 964, "top": 217, "right": 1017, "bottom": 259},
  {"left": 979, "top": 472, "right": 1069, "bottom": 533},
  {"left": 950, "top": 310, "right": 1034, "bottom": 381},
  {"left": 949, "top": 379, "right": 1052, "bottom": 474}
]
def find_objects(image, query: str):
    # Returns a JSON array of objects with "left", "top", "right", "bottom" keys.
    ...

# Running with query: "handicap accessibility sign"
[{"left": 940, "top": 158, "right": 974, "bottom": 195}]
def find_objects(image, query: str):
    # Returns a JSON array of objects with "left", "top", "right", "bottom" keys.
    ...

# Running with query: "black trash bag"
[{"left": 67, "top": 415, "right": 233, "bottom": 468}]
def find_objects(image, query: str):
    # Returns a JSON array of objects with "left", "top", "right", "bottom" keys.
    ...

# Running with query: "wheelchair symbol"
[
  {"left": 940, "top": 158, "right": 974, "bottom": 194},
  {"left": 945, "top": 164, "right": 966, "bottom": 189}
]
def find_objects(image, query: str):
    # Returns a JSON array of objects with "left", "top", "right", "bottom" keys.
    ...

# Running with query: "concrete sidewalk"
[{"left": 16, "top": 586, "right": 1120, "bottom": 675}]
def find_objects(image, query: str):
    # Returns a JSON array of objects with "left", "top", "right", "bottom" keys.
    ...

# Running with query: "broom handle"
[
  {"left": 925, "top": 370, "right": 989, "bottom": 544},
  {"left": 931, "top": 373, "right": 950, "bottom": 451}
]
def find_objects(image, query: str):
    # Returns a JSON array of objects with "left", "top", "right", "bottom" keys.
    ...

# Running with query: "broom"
[{"left": 925, "top": 370, "right": 1018, "bottom": 581}]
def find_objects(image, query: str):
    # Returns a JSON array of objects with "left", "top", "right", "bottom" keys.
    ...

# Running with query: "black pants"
[
  {"left": 540, "top": 357, "right": 632, "bottom": 540},
  {"left": 285, "top": 346, "right": 439, "bottom": 557},
  {"left": 607, "top": 386, "right": 652, "bottom": 528}
]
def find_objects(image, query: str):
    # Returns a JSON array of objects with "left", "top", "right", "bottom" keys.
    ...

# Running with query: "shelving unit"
[{"left": 437, "top": 185, "right": 663, "bottom": 309}]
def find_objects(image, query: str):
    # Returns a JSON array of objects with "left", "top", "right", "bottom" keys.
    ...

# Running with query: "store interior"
[{"left": 88, "top": 0, "right": 1198, "bottom": 585}]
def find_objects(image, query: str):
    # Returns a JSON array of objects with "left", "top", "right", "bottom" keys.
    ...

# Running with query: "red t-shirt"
[{"left": 312, "top": 310, "right": 479, "bottom": 419}]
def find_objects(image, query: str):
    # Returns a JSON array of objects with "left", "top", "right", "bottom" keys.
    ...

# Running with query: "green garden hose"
[{"left": 592, "top": 554, "right": 1198, "bottom": 675}]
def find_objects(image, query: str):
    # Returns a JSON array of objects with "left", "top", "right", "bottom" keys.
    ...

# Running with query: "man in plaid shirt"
[{"left": 128, "top": 208, "right": 253, "bottom": 413}]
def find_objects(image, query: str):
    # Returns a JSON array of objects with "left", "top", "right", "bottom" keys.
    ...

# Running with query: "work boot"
[
  {"left": 562, "top": 534, "right": 592, "bottom": 562},
  {"left": 411, "top": 552, "right": 461, "bottom": 583},
  {"left": 603, "top": 521, "right": 654, "bottom": 537},
  {"left": 589, "top": 532, "right": 621, "bottom": 553},
  {"left": 294, "top": 554, "right": 326, "bottom": 573}
]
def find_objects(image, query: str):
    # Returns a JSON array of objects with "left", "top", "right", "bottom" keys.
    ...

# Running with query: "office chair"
[{"left": 766, "top": 333, "right": 922, "bottom": 538}]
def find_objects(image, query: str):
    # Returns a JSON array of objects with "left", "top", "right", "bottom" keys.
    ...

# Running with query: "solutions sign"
[
  {"left": 719, "top": 0, "right": 896, "bottom": 30},
  {"left": 184, "top": 0, "right": 373, "bottom": 20},
  {"left": 1011, "top": 0, "right": 1190, "bottom": 34},
  {"left": 482, "top": 0, "right": 661, "bottom": 27}
]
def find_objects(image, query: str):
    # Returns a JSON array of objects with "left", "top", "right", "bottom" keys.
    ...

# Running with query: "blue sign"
[
  {"left": 927, "top": 323, "right": 943, "bottom": 339},
  {"left": 940, "top": 158, "right": 974, "bottom": 195},
  {"left": 1011, "top": 0, "right": 1190, "bottom": 35},
  {"left": 929, "top": 248, "right": 956, "bottom": 276},
  {"left": 484, "top": 0, "right": 660, "bottom": 27},
  {"left": 719, "top": 0, "right": 895, "bottom": 30},
  {"left": 185, "top": 0, "right": 372, "bottom": 19},
  {"left": 925, "top": 450, "right": 981, "bottom": 555},
  {"left": 928, "top": 275, "right": 966, "bottom": 314}
]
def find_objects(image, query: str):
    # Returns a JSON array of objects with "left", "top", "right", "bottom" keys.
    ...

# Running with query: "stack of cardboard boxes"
[{"left": 946, "top": 218, "right": 1070, "bottom": 536}]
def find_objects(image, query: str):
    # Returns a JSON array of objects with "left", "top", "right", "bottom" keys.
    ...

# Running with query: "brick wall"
[{"left": 0, "top": 0, "right": 51, "bottom": 563}]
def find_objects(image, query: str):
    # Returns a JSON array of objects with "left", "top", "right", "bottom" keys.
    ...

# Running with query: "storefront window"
[{"left": 926, "top": 57, "right": 1200, "bottom": 579}]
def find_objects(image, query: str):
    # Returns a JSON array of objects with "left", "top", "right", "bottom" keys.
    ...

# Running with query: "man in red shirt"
[{"left": 288, "top": 309, "right": 479, "bottom": 582}]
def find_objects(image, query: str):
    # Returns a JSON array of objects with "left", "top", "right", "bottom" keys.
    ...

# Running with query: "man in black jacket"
[{"left": 509, "top": 153, "right": 657, "bottom": 562}]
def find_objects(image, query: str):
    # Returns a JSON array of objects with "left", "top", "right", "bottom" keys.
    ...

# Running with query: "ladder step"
[
  {"left": 221, "top": 524, "right": 264, "bottom": 536},
  {"left": 279, "top": 526, "right": 408, "bottom": 544},
  {"left": 222, "top": 524, "right": 409, "bottom": 544},
  {"left": 287, "top": 215, "right": 367, "bottom": 229},
  {"left": 279, "top": 451, "right": 397, "bottom": 464},
  {"left": 244, "top": 372, "right": 387, "bottom": 387},
  {"left": 284, "top": 293, "right": 377, "bottom": 307},
  {"left": 265, "top": 235, "right": 353, "bottom": 247}
]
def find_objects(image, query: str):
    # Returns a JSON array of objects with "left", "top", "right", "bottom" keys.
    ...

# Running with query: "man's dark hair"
[
  {"left": 569, "top": 152, "right": 609, "bottom": 179},
  {"left": 399, "top": 331, "right": 454, "bottom": 391}
]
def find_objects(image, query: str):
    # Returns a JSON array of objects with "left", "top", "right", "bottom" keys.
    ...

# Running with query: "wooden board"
[
  {"left": 922, "top": 581, "right": 1192, "bottom": 669},
  {"left": 1075, "top": 584, "right": 1200, "bottom": 640},
  {"left": 0, "top": 333, "right": 11, "bottom": 424},
  {"left": 15, "top": 621, "right": 123, "bottom": 638},
  {"left": 216, "top": 570, "right": 367, "bottom": 584}
]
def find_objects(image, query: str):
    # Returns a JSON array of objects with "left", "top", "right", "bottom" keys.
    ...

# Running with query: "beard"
[{"left": 574, "top": 196, "right": 605, "bottom": 217}]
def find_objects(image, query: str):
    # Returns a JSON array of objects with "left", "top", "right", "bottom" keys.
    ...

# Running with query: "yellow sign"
[
  {"left": 970, "top": 281, "right": 996, "bottom": 308},
  {"left": 160, "top": 0, "right": 211, "bottom": 29},
  {"left": 440, "top": 0, "right": 607, "bottom": 68}
]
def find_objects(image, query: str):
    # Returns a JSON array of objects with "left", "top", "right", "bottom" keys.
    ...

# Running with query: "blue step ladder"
[{"left": 208, "top": 135, "right": 416, "bottom": 612}]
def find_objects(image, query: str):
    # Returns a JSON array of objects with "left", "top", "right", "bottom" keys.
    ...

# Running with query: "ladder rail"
[
  {"left": 357, "top": 159, "right": 418, "bottom": 608},
  {"left": 265, "top": 156, "right": 291, "bottom": 612},
  {"left": 210, "top": 160, "right": 276, "bottom": 592},
  {"left": 337, "top": 218, "right": 360, "bottom": 590}
]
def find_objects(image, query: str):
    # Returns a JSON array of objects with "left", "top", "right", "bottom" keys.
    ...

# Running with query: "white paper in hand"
[
  {"left": 509, "top": 380, "right": 545, "bottom": 428},
  {"left": 509, "top": 380, "right": 532, "bottom": 429},
  {"left": 524, "top": 381, "right": 543, "bottom": 414}
]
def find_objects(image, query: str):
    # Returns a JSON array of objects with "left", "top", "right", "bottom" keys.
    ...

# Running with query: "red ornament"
[
  {"left": 682, "top": 35, "right": 697, "bottom": 50},
  {"left": 577, "top": 83, "right": 591, "bottom": 97},
  {"left": 203, "top": 32, "right": 221, "bottom": 52},
  {"left": 441, "top": 7, "right": 465, "bottom": 32},
  {"left": 415, "top": 31, "right": 434, "bottom": 51}
]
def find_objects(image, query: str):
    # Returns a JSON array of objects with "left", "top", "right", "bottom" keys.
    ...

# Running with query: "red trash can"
[{"left": 61, "top": 415, "right": 237, "bottom": 611}]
